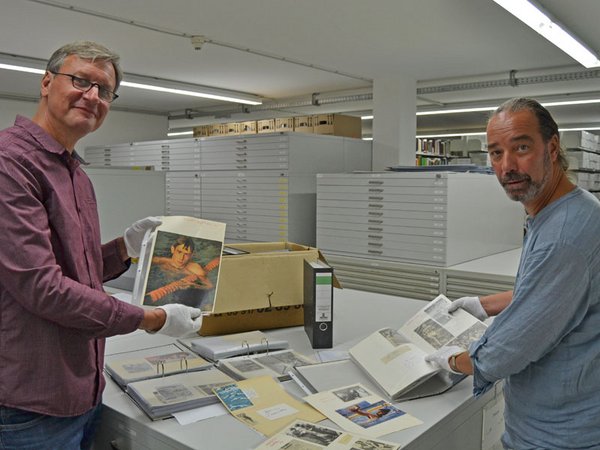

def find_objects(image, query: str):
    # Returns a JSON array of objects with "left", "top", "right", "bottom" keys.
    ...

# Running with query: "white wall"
[{"left": 0, "top": 98, "right": 168, "bottom": 154}]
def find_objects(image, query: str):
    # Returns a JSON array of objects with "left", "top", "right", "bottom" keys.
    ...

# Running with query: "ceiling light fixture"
[
  {"left": 0, "top": 55, "right": 263, "bottom": 106},
  {"left": 0, "top": 63, "right": 45, "bottom": 75},
  {"left": 492, "top": 0, "right": 600, "bottom": 68},
  {"left": 167, "top": 130, "right": 194, "bottom": 137},
  {"left": 417, "top": 106, "right": 497, "bottom": 116},
  {"left": 120, "top": 80, "right": 262, "bottom": 105},
  {"left": 416, "top": 132, "right": 487, "bottom": 139}
]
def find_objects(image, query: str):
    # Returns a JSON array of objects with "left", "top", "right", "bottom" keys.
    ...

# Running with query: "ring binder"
[
  {"left": 261, "top": 337, "right": 270, "bottom": 355},
  {"left": 180, "top": 355, "right": 189, "bottom": 372},
  {"left": 242, "top": 340, "right": 250, "bottom": 357},
  {"left": 156, "top": 360, "right": 166, "bottom": 377}
]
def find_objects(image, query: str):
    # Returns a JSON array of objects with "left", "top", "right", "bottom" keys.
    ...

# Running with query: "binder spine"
[{"left": 304, "top": 260, "right": 333, "bottom": 348}]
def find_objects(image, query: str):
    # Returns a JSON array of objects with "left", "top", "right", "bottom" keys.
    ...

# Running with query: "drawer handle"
[
  {"left": 368, "top": 196, "right": 383, "bottom": 201},
  {"left": 368, "top": 219, "right": 383, "bottom": 224},
  {"left": 368, "top": 188, "right": 384, "bottom": 193},
  {"left": 368, "top": 204, "right": 383, "bottom": 208},
  {"left": 368, "top": 242, "right": 383, "bottom": 246},
  {"left": 368, "top": 249, "right": 383, "bottom": 254},
  {"left": 368, "top": 180, "right": 384, "bottom": 185}
]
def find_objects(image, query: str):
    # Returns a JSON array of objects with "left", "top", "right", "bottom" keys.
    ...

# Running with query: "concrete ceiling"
[{"left": 1, "top": 0, "right": 600, "bottom": 136}]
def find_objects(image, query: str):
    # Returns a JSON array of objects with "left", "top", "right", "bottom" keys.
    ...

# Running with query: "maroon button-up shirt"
[{"left": 0, "top": 116, "right": 144, "bottom": 416}]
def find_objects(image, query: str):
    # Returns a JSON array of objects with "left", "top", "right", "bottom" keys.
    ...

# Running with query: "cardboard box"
[
  {"left": 239, "top": 121, "right": 257, "bottom": 135},
  {"left": 257, "top": 119, "right": 276, "bottom": 134},
  {"left": 312, "top": 114, "right": 361, "bottom": 138},
  {"left": 193, "top": 125, "right": 211, "bottom": 137},
  {"left": 293, "top": 116, "right": 313, "bottom": 133},
  {"left": 209, "top": 123, "right": 228, "bottom": 137},
  {"left": 275, "top": 117, "right": 294, "bottom": 132},
  {"left": 200, "top": 242, "right": 340, "bottom": 335},
  {"left": 225, "top": 122, "right": 240, "bottom": 136}
]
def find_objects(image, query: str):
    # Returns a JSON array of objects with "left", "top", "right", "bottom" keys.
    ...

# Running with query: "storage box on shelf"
[
  {"left": 293, "top": 116, "right": 314, "bottom": 134},
  {"left": 193, "top": 125, "right": 211, "bottom": 137},
  {"left": 563, "top": 131, "right": 600, "bottom": 198},
  {"left": 225, "top": 122, "right": 240, "bottom": 136},
  {"left": 275, "top": 117, "right": 294, "bottom": 132},
  {"left": 257, "top": 119, "right": 276, "bottom": 134},
  {"left": 561, "top": 130, "right": 600, "bottom": 152},
  {"left": 209, "top": 123, "right": 228, "bottom": 137},
  {"left": 239, "top": 121, "right": 257, "bottom": 135},
  {"left": 312, "top": 114, "right": 361, "bottom": 138}
]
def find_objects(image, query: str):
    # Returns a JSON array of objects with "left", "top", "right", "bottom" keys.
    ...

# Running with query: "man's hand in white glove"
[
  {"left": 447, "top": 296, "right": 488, "bottom": 321},
  {"left": 424, "top": 345, "right": 464, "bottom": 374},
  {"left": 155, "top": 304, "right": 203, "bottom": 338},
  {"left": 123, "top": 216, "right": 162, "bottom": 258}
]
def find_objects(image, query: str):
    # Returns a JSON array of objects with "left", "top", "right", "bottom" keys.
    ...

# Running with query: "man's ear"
[
  {"left": 549, "top": 134, "right": 560, "bottom": 161},
  {"left": 40, "top": 71, "right": 52, "bottom": 97}
]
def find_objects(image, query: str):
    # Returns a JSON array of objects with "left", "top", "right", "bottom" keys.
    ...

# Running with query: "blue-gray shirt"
[{"left": 470, "top": 187, "right": 600, "bottom": 450}]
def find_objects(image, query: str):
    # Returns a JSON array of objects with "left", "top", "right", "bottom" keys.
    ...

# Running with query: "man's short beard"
[{"left": 500, "top": 147, "right": 552, "bottom": 203}]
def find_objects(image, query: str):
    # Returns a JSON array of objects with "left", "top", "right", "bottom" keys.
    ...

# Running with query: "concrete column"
[{"left": 372, "top": 76, "right": 416, "bottom": 170}]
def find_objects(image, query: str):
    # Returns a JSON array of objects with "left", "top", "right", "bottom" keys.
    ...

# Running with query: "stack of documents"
[
  {"left": 187, "top": 330, "right": 289, "bottom": 361},
  {"left": 104, "top": 343, "right": 213, "bottom": 388},
  {"left": 126, "top": 368, "right": 235, "bottom": 420}
]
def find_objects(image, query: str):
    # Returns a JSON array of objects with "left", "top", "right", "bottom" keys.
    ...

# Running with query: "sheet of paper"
[{"left": 172, "top": 403, "right": 228, "bottom": 426}]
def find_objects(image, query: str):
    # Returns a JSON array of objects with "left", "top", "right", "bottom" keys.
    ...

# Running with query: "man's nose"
[{"left": 500, "top": 152, "right": 518, "bottom": 174}]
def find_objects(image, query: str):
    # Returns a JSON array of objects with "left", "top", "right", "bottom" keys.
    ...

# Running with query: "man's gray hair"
[
  {"left": 46, "top": 41, "right": 123, "bottom": 91},
  {"left": 490, "top": 97, "right": 569, "bottom": 171}
]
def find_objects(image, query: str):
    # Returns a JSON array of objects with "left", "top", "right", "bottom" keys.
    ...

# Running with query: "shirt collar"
[{"left": 14, "top": 115, "right": 90, "bottom": 168}]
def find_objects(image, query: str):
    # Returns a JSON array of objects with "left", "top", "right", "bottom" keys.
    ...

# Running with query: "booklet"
[
  {"left": 217, "top": 349, "right": 316, "bottom": 382},
  {"left": 132, "top": 215, "right": 226, "bottom": 312},
  {"left": 213, "top": 375, "right": 326, "bottom": 437},
  {"left": 125, "top": 367, "right": 235, "bottom": 420},
  {"left": 186, "top": 330, "right": 289, "bottom": 361},
  {"left": 348, "top": 294, "right": 487, "bottom": 401},
  {"left": 104, "top": 343, "right": 213, "bottom": 389},
  {"left": 304, "top": 383, "right": 422, "bottom": 438},
  {"left": 253, "top": 419, "right": 401, "bottom": 449}
]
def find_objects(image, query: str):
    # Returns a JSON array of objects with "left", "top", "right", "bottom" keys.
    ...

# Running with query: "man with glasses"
[{"left": 0, "top": 41, "right": 203, "bottom": 449}]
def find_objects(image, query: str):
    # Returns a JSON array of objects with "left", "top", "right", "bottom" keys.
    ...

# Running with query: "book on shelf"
[
  {"left": 214, "top": 375, "right": 326, "bottom": 437},
  {"left": 184, "top": 330, "right": 289, "bottom": 361},
  {"left": 104, "top": 343, "right": 213, "bottom": 389},
  {"left": 303, "top": 260, "right": 334, "bottom": 349},
  {"left": 216, "top": 348, "right": 316, "bottom": 382},
  {"left": 132, "top": 215, "right": 226, "bottom": 313},
  {"left": 304, "top": 383, "right": 422, "bottom": 439},
  {"left": 348, "top": 294, "right": 487, "bottom": 401},
  {"left": 126, "top": 367, "right": 235, "bottom": 420},
  {"left": 253, "top": 419, "right": 401, "bottom": 450}
]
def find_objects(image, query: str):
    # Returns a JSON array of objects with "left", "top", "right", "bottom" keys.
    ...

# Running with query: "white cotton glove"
[
  {"left": 155, "top": 304, "right": 203, "bottom": 338},
  {"left": 424, "top": 345, "right": 464, "bottom": 374},
  {"left": 447, "top": 296, "right": 488, "bottom": 321},
  {"left": 123, "top": 216, "right": 162, "bottom": 258}
]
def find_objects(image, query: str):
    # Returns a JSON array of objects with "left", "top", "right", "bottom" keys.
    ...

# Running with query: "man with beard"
[{"left": 425, "top": 98, "right": 600, "bottom": 449}]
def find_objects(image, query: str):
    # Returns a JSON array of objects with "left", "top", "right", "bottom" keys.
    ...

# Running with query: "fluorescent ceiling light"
[
  {"left": 493, "top": 0, "right": 600, "bottom": 68},
  {"left": 542, "top": 99, "right": 600, "bottom": 107},
  {"left": 167, "top": 130, "right": 194, "bottom": 137},
  {"left": 559, "top": 126, "right": 600, "bottom": 132},
  {"left": 416, "top": 132, "right": 487, "bottom": 139},
  {"left": 0, "top": 63, "right": 45, "bottom": 75},
  {"left": 417, "top": 106, "right": 496, "bottom": 116},
  {"left": 0, "top": 57, "right": 263, "bottom": 106},
  {"left": 120, "top": 80, "right": 262, "bottom": 105},
  {"left": 361, "top": 115, "right": 374, "bottom": 120}
]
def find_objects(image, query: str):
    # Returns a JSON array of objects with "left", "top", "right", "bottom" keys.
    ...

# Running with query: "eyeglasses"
[{"left": 50, "top": 71, "right": 119, "bottom": 103}]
